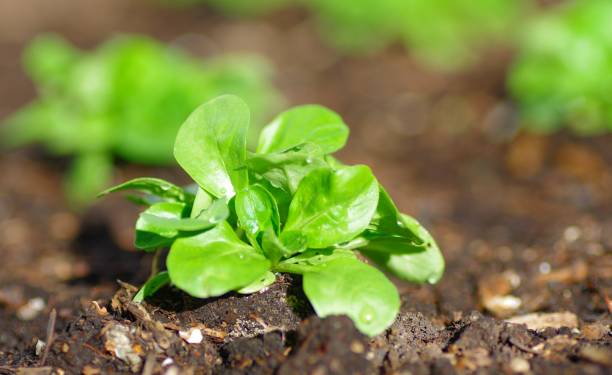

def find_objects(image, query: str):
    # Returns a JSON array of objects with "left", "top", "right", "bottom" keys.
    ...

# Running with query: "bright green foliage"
[
  {"left": 174, "top": 95, "right": 250, "bottom": 199},
  {"left": 256, "top": 105, "right": 348, "bottom": 155},
  {"left": 198, "top": 0, "right": 526, "bottom": 70},
  {"left": 312, "top": 0, "right": 527, "bottom": 69},
  {"left": 397, "top": 0, "right": 526, "bottom": 69},
  {"left": 102, "top": 95, "right": 445, "bottom": 336},
  {"left": 1, "top": 34, "right": 280, "bottom": 205},
  {"left": 133, "top": 271, "right": 170, "bottom": 303},
  {"left": 509, "top": 0, "right": 612, "bottom": 135},
  {"left": 195, "top": 0, "right": 290, "bottom": 16},
  {"left": 303, "top": 257, "right": 400, "bottom": 335},
  {"left": 167, "top": 222, "right": 271, "bottom": 298},
  {"left": 284, "top": 166, "right": 379, "bottom": 249}
]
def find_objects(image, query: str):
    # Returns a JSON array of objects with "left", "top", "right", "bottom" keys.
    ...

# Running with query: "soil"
[{"left": 1, "top": 0, "right": 611, "bottom": 374}]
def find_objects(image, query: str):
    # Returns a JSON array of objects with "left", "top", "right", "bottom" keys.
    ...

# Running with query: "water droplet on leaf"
[{"left": 359, "top": 305, "right": 376, "bottom": 324}]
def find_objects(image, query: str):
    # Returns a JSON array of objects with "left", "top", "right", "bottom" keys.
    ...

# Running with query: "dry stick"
[
  {"left": 39, "top": 308, "right": 57, "bottom": 366},
  {"left": 508, "top": 337, "right": 539, "bottom": 355},
  {"left": 141, "top": 353, "right": 156, "bottom": 375}
]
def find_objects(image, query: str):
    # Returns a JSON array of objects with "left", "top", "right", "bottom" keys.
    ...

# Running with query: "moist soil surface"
[{"left": 1, "top": 1, "right": 611, "bottom": 374}]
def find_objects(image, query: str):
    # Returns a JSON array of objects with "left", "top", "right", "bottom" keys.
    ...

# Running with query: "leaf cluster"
[
  {"left": 1, "top": 34, "right": 280, "bottom": 205},
  {"left": 101, "top": 95, "right": 444, "bottom": 336},
  {"left": 508, "top": 0, "right": 612, "bottom": 135}
]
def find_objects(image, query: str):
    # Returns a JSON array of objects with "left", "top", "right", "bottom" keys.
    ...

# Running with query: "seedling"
[
  {"left": 1, "top": 34, "right": 280, "bottom": 205},
  {"left": 100, "top": 95, "right": 444, "bottom": 336},
  {"left": 509, "top": 0, "right": 612, "bottom": 134}
]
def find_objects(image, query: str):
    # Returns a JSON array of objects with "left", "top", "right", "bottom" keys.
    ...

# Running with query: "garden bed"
[{"left": 0, "top": 1, "right": 611, "bottom": 374}]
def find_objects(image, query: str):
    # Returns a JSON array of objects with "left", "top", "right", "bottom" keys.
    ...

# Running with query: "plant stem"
[{"left": 150, "top": 249, "right": 162, "bottom": 278}]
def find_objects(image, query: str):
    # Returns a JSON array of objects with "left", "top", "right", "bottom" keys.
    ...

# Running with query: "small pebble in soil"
[
  {"left": 563, "top": 226, "right": 581, "bottom": 242},
  {"left": 538, "top": 262, "right": 551, "bottom": 274},
  {"left": 510, "top": 357, "right": 530, "bottom": 373},
  {"left": 506, "top": 311, "right": 578, "bottom": 331},
  {"left": 162, "top": 357, "right": 174, "bottom": 367},
  {"left": 103, "top": 322, "right": 142, "bottom": 372},
  {"left": 17, "top": 297, "right": 46, "bottom": 320},
  {"left": 35, "top": 339, "right": 45, "bottom": 356},
  {"left": 179, "top": 327, "right": 204, "bottom": 344}
]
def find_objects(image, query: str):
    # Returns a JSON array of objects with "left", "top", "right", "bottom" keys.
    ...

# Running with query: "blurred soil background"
[{"left": 0, "top": 0, "right": 611, "bottom": 373}]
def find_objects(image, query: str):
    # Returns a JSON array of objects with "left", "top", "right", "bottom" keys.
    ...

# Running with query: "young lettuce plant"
[
  {"left": 508, "top": 0, "right": 612, "bottom": 135},
  {"left": 1, "top": 34, "right": 281, "bottom": 206},
  {"left": 100, "top": 95, "right": 444, "bottom": 336}
]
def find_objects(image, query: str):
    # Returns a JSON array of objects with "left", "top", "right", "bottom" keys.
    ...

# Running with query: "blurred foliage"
[
  {"left": 397, "top": 0, "right": 526, "bottom": 69},
  {"left": 195, "top": 0, "right": 528, "bottom": 70},
  {"left": 509, "top": 0, "right": 612, "bottom": 135},
  {"left": 173, "top": 0, "right": 291, "bottom": 16},
  {"left": 1, "top": 34, "right": 281, "bottom": 206}
]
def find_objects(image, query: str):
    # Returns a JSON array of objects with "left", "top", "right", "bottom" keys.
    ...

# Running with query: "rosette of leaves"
[
  {"left": 100, "top": 95, "right": 444, "bottom": 336},
  {"left": 307, "top": 0, "right": 528, "bottom": 69},
  {"left": 508, "top": 0, "right": 612, "bottom": 135},
  {"left": 1, "top": 34, "right": 281, "bottom": 205}
]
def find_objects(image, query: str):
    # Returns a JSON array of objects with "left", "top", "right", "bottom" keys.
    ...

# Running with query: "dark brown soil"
[{"left": 1, "top": 0, "right": 611, "bottom": 374}]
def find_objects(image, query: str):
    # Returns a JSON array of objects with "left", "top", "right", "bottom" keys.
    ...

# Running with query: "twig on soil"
[
  {"left": 116, "top": 280, "right": 139, "bottom": 293},
  {"left": 141, "top": 353, "right": 156, "bottom": 375},
  {"left": 508, "top": 337, "right": 540, "bottom": 355},
  {"left": 39, "top": 308, "right": 56, "bottom": 366},
  {"left": 82, "top": 342, "right": 112, "bottom": 359}
]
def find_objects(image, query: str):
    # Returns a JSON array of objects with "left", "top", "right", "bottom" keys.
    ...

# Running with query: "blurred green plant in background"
[
  {"left": 397, "top": 0, "right": 527, "bottom": 69},
  {"left": 308, "top": 0, "right": 527, "bottom": 69},
  {"left": 173, "top": 0, "right": 291, "bottom": 16},
  {"left": 1, "top": 34, "right": 281, "bottom": 206},
  {"left": 509, "top": 0, "right": 612, "bottom": 135},
  {"left": 196, "top": 0, "right": 527, "bottom": 70}
]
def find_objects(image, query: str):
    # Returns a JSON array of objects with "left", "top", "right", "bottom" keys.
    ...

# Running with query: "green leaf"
[
  {"left": 24, "top": 33, "right": 80, "bottom": 90},
  {"left": 174, "top": 95, "right": 249, "bottom": 199},
  {"left": 324, "top": 155, "right": 345, "bottom": 170},
  {"left": 248, "top": 143, "right": 323, "bottom": 169},
  {"left": 361, "top": 214, "right": 444, "bottom": 284},
  {"left": 367, "top": 187, "right": 423, "bottom": 245},
  {"left": 284, "top": 166, "right": 379, "bottom": 248},
  {"left": 235, "top": 185, "right": 280, "bottom": 246},
  {"left": 275, "top": 248, "right": 355, "bottom": 274},
  {"left": 190, "top": 187, "right": 213, "bottom": 218},
  {"left": 302, "top": 257, "right": 400, "bottom": 337},
  {"left": 65, "top": 152, "right": 113, "bottom": 208},
  {"left": 141, "top": 199, "right": 228, "bottom": 232},
  {"left": 98, "top": 177, "right": 187, "bottom": 203},
  {"left": 135, "top": 199, "right": 229, "bottom": 251},
  {"left": 133, "top": 271, "right": 171, "bottom": 303},
  {"left": 236, "top": 271, "right": 276, "bottom": 294},
  {"left": 248, "top": 144, "right": 328, "bottom": 194},
  {"left": 257, "top": 105, "right": 349, "bottom": 155},
  {"left": 359, "top": 234, "right": 426, "bottom": 254},
  {"left": 167, "top": 222, "right": 271, "bottom": 298},
  {"left": 135, "top": 201, "right": 187, "bottom": 251},
  {"left": 262, "top": 229, "right": 308, "bottom": 264}
]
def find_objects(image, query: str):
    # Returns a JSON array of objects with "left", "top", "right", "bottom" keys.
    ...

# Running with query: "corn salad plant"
[
  {"left": 1, "top": 34, "right": 280, "bottom": 205},
  {"left": 100, "top": 95, "right": 444, "bottom": 336},
  {"left": 509, "top": 0, "right": 612, "bottom": 135}
]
